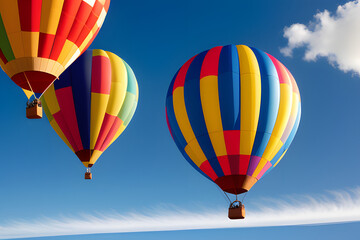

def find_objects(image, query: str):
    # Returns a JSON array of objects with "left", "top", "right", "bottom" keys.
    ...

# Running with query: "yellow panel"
[
  {"left": 7, "top": 32, "right": 25, "bottom": 58},
  {"left": 63, "top": 48, "right": 80, "bottom": 69},
  {"left": 57, "top": 40, "right": 76, "bottom": 64},
  {"left": 236, "top": 45, "right": 261, "bottom": 156},
  {"left": 236, "top": 45, "right": 261, "bottom": 75},
  {"left": 105, "top": 52, "right": 127, "bottom": 116},
  {"left": 22, "top": 88, "right": 33, "bottom": 99},
  {"left": 79, "top": 30, "right": 94, "bottom": 53},
  {"left": 90, "top": 93, "right": 110, "bottom": 149},
  {"left": 239, "top": 130, "right": 257, "bottom": 155},
  {"left": 268, "top": 139, "right": 284, "bottom": 161},
  {"left": 0, "top": 1, "right": 21, "bottom": 34},
  {"left": 93, "top": 49, "right": 109, "bottom": 57},
  {"left": 200, "top": 76, "right": 227, "bottom": 156},
  {"left": 187, "top": 139, "right": 207, "bottom": 165},
  {"left": 21, "top": 32, "right": 39, "bottom": 57},
  {"left": 273, "top": 150, "right": 287, "bottom": 168},
  {"left": 43, "top": 85, "right": 60, "bottom": 114},
  {"left": 50, "top": 119, "right": 74, "bottom": 152},
  {"left": 89, "top": 150, "right": 103, "bottom": 165},
  {"left": 40, "top": 0, "right": 64, "bottom": 34},
  {"left": 173, "top": 87, "right": 196, "bottom": 143},
  {"left": 185, "top": 144, "right": 205, "bottom": 167},
  {"left": 291, "top": 93, "right": 300, "bottom": 118},
  {"left": 262, "top": 84, "right": 292, "bottom": 160},
  {"left": 252, "top": 158, "right": 268, "bottom": 178}
]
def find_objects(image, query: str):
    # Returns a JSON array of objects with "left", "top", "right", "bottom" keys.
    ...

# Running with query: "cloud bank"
[
  {"left": 281, "top": 1, "right": 360, "bottom": 75},
  {"left": 1, "top": 188, "right": 360, "bottom": 239}
]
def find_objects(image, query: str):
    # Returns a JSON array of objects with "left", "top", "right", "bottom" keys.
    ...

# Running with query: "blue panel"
[
  {"left": 54, "top": 67, "right": 72, "bottom": 90},
  {"left": 218, "top": 44, "right": 240, "bottom": 130},
  {"left": 166, "top": 70, "right": 212, "bottom": 182},
  {"left": 250, "top": 47, "right": 280, "bottom": 157},
  {"left": 70, "top": 50, "right": 93, "bottom": 150},
  {"left": 184, "top": 50, "right": 224, "bottom": 177}
]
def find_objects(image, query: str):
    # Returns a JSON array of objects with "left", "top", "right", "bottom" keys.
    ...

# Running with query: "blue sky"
[{"left": 1, "top": 0, "right": 360, "bottom": 239}]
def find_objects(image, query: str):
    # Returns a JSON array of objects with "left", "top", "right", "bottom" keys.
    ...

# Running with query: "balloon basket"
[
  {"left": 26, "top": 100, "right": 42, "bottom": 119},
  {"left": 85, "top": 172, "right": 92, "bottom": 180},
  {"left": 228, "top": 201, "right": 245, "bottom": 220}
]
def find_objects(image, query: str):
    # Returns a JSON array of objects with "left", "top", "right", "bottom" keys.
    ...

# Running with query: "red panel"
[
  {"left": 94, "top": 113, "right": 116, "bottom": 150},
  {"left": 81, "top": 27, "right": 100, "bottom": 54},
  {"left": 91, "top": 55, "right": 111, "bottom": 94},
  {"left": 217, "top": 155, "right": 231, "bottom": 175},
  {"left": 49, "top": 0, "right": 82, "bottom": 60},
  {"left": 100, "top": 117, "right": 123, "bottom": 151},
  {"left": 18, "top": 0, "right": 42, "bottom": 32},
  {"left": 200, "top": 161, "right": 218, "bottom": 181},
  {"left": 55, "top": 87, "right": 83, "bottom": 151},
  {"left": 256, "top": 161, "right": 272, "bottom": 180},
  {"left": 286, "top": 67, "right": 299, "bottom": 95},
  {"left": 38, "top": 33, "right": 55, "bottom": 58},
  {"left": 172, "top": 56, "right": 196, "bottom": 92},
  {"left": 227, "top": 155, "right": 240, "bottom": 175},
  {"left": 0, "top": 49, "right": 8, "bottom": 64},
  {"left": 239, "top": 154, "right": 250, "bottom": 175},
  {"left": 53, "top": 111, "right": 80, "bottom": 152},
  {"left": 104, "top": 0, "right": 111, "bottom": 12},
  {"left": 12, "top": 71, "right": 56, "bottom": 93},
  {"left": 75, "top": 25, "right": 92, "bottom": 47},
  {"left": 223, "top": 130, "right": 240, "bottom": 155},
  {"left": 200, "top": 46, "right": 222, "bottom": 79},
  {"left": 67, "top": 2, "right": 92, "bottom": 43},
  {"left": 267, "top": 53, "right": 291, "bottom": 85}
]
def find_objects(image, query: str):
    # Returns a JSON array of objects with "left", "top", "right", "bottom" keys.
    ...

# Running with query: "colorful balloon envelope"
[
  {"left": 166, "top": 45, "right": 301, "bottom": 207},
  {"left": 0, "top": 0, "right": 110, "bottom": 94},
  {"left": 41, "top": 49, "right": 139, "bottom": 178}
]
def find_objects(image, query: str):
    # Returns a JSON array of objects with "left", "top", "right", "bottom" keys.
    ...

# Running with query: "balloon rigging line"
[
  {"left": 38, "top": 77, "right": 59, "bottom": 100},
  {"left": 24, "top": 72, "right": 36, "bottom": 99}
]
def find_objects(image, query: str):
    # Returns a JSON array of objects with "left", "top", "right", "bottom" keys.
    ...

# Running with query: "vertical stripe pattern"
[
  {"left": 0, "top": 0, "right": 110, "bottom": 94},
  {"left": 41, "top": 49, "right": 138, "bottom": 168},
  {"left": 166, "top": 44, "right": 301, "bottom": 195}
]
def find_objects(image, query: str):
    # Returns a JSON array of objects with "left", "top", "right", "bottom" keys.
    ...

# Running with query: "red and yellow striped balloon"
[
  {"left": 166, "top": 45, "right": 301, "bottom": 195},
  {"left": 0, "top": 0, "right": 110, "bottom": 94},
  {"left": 41, "top": 49, "right": 138, "bottom": 169}
]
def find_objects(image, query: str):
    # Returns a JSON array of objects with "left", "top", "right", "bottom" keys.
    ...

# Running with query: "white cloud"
[
  {"left": 281, "top": 0, "right": 360, "bottom": 74},
  {"left": 1, "top": 188, "right": 360, "bottom": 239}
]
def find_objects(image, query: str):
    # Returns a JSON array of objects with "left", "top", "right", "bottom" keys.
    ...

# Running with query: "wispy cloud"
[
  {"left": 1, "top": 188, "right": 360, "bottom": 239},
  {"left": 281, "top": 0, "right": 360, "bottom": 75}
]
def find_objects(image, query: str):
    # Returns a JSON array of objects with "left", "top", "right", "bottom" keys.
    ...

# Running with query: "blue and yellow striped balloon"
[
  {"left": 166, "top": 45, "right": 301, "bottom": 195},
  {"left": 41, "top": 49, "right": 138, "bottom": 170}
]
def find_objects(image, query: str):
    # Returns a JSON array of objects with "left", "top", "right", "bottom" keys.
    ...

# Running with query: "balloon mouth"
[
  {"left": 12, "top": 71, "right": 57, "bottom": 93},
  {"left": 215, "top": 175, "right": 257, "bottom": 195}
]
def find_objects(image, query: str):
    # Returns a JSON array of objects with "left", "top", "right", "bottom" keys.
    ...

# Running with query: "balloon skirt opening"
[
  {"left": 215, "top": 175, "right": 257, "bottom": 194},
  {"left": 12, "top": 71, "right": 56, "bottom": 93}
]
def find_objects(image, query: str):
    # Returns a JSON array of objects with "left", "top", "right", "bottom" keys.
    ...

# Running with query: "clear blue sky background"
[{"left": 0, "top": 0, "right": 360, "bottom": 239}]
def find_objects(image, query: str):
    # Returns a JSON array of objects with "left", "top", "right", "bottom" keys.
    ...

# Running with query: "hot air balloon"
[
  {"left": 41, "top": 49, "right": 139, "bottom": 179},
  {"left": 0, "top": 0, "right": 111, "bottom": 118},
  {"left": 165, "top": 44, "right": 301, "bottom": 219}
]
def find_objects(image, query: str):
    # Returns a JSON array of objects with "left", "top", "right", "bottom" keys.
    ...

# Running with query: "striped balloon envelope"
[
  {"left": 166, "top": 44, "right": 301, "bottom": 195},
  {"left": 41, "top": 49, "right": 139, "bottom": 176},
  {"left": 0, "top": 0, "right": 110, "bottom": 94}
]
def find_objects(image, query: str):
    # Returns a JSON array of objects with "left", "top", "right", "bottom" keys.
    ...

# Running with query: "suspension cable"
[
  {"left": 24, "top": 73, "right": 36, "bottom": 99},
  {"left": 38, "top": 77, "right": 58, "bottom": 99}
]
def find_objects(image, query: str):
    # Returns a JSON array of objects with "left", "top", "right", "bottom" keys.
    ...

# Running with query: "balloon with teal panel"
[
  {"left": 41, "top": 49, "right": 139, "bottom": 179},
  {"left": 165, "top": 44, "right": 301, "bottom": 202}
]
